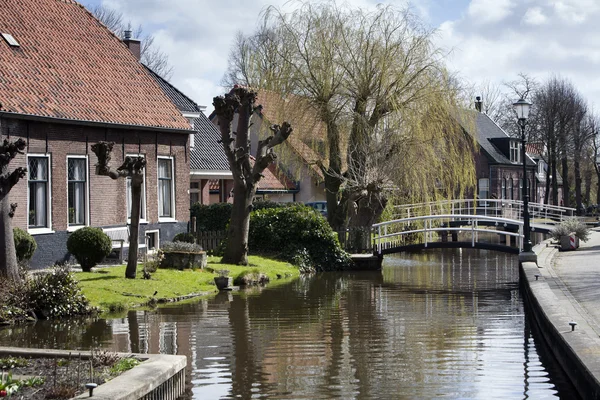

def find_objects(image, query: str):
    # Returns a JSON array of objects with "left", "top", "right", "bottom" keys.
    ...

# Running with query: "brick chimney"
[
  {"left": 122, "top": 30, "right": 141, "bottom": 60},
  {"left": 475, "top": 96, "right": 482, "bottom": 112}
]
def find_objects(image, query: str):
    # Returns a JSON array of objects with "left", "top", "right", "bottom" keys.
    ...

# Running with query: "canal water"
[{"left": 0, "top": 249, "right": 578, "bottom": 399}]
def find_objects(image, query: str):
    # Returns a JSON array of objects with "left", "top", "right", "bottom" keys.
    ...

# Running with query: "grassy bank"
[{"left": 76, "top": 256, "right": 299, "bottom": 313}]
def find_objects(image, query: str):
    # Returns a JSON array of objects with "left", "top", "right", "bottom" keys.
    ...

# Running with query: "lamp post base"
[{"left": 519, "top": 250, "right": 538, "bottom": 264}]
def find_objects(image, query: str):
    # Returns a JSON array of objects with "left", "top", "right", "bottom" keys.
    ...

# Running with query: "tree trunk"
[
  {"left": 583, "top": 165, "right": 592, "bottom": 207},
  {"left": 0, "top": 192, "right": 20, "bottom": 283},
  {"left": 222, "top": 181, "right": 254, "bottom": 265},
  {"left": 574, "top": 157, "right": 583, "bottom": 214},
  {"left": 551, "top": 158, "right": 559, "bottom": 205},
  {"left": 561, "top": 156, "right": 569, "bottom": 207},
  {"left": 597, "top": 174, "right": 600, "bottom": 205},
  {"left": 323, "top": 117, "right": 344, "bottom": 228},
  {"left": 126, "top": 174, "right": 143, "bottom": 279}
]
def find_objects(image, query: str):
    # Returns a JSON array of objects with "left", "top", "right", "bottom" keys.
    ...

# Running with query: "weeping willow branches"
[{"left": 223, "top": 1, "right": 476, "bottom": 227}]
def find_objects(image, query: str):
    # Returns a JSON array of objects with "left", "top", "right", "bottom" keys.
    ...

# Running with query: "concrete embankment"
[{"left": 521, "top": 234, "right": 600, "bottom": 399}]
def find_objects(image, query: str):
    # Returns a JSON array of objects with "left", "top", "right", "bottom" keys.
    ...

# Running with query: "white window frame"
[
  {"left": 27, "top": 154, "right": 53, "bottom": 235},
  {"left": 126, "top": 153, "right": 147, "bottom": 224},
  {"left": 478, "top": 178, "right": 489, "bottom": 201},
  {"left": 144, "top": 229, "right": 160, "bottom": 254},
  {"left": 158, "top": 156, "right": 176, "bottom": 222},
  {"left": 66, "top": 155, "right": 90, "bottom": 232},
  {"left": 510, "top": 141, "right": 521, "bottom": 163}
]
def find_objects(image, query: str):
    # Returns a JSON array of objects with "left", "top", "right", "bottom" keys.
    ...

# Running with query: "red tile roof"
[
  {"left": 208, "top": 161, "right": 297, "bottom": 192},
  {"left": 255, "top": 90, "right": 332, "bottom": 179},
  {"left": 0, "top": 0, "right": 190, "bottom": 131}
]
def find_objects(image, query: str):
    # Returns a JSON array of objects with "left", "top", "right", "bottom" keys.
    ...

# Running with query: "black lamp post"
[{"left": 513, "top": 98, "right": 534, "bottom": 257}]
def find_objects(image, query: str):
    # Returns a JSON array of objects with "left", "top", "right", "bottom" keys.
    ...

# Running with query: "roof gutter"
[{"left": 0, "top": 111, "right": 193, "bottom": 135}]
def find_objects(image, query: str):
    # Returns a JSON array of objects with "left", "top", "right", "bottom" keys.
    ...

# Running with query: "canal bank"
[{"left": 521, "top": 228, "right": 600, "bottom": 399}]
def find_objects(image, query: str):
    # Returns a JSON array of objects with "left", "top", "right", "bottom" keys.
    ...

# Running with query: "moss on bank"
[{"left": 76, "top": 256, "right": 299, "bottom": 313}]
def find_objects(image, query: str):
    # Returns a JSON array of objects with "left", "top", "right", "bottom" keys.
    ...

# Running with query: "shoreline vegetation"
[
  {"left": 0, "top": 256, "right": 299, "bottom": 326},
  {"left": 76, "top": 255, "right": 300, "bottom": 313}
]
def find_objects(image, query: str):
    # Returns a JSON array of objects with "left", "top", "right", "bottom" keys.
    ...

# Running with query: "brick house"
[
  {"left": 147, "top": 74, "right": 302, "bottom": 205},
  {"left": 208, "top": 89, "right": 327, "bottom": 204},
  {"left": 464, "top": 106, "right": 537, "bottom": 204},
  {"left": 0, "top": 0, "right": 192, "bottom": 268}
]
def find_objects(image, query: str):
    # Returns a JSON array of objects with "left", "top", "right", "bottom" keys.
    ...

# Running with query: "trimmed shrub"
[
  {"left": 551, "top": 217, "right": 590, "bottom": 242},
  {"left": 249, "top": 204, "right": 351, "bottom": 271},
  {"left": 67, "top": 227, "right": 112, "bottom": 272},
  {"left": 190, "top": 202, "right": 232, "bottom": 231},
  {"left": 25, "top": 264, "right": 95, "bottom": 319},
  {"left": 13, "top": 227, "right": 37, "bottom": 262},
  {"left": 252, "top": 200, "right": 290, "bottom": 211},
  {"left": 173, "top": 232, "right": 195, "bottom": 243}
]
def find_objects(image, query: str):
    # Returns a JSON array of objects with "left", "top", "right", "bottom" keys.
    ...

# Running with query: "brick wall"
[{"left": 1, "top": 117, "right": 190, "bottom": 267}]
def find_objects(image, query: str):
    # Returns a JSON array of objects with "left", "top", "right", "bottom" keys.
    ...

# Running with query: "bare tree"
[
  {"left": 213, "top": 87, "right": 293, "bottom": 265},
  {"left": 90, "top": 5, "right": 173, "bottom": 79},
  {"left": 91, "top": 142, "right": 146, "bottom": 279},
  {"left": 224, "top": 2, "right": 475, "bottom": 234},
  {"left": 0, "top": 136, "right": 27, "bottom": 282}
]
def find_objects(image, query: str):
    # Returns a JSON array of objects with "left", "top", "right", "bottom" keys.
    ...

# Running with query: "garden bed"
[
  {"left": 0, "top": 347, "right": 186, "bottom": 400},
  {"left": 0, "top": 350, "right": 140, "bottom": 399}
]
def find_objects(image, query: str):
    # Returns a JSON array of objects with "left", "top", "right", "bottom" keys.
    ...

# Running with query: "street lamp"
[{"left": 513, "top": 98, "right": 535, "bottom": 261}]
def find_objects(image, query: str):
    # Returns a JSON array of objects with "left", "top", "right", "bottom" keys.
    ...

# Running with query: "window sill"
[
  {"left": 127, "top": 219, "right": 149, "bottom": 225},
  {"left": 67, "top": 225, "right": 87, "bottom": 233},
  {"left": 28, "top": 228, "right": 55, "bottom": 236},
  {"left": 158, "top": 217, "right": 178, "bottom": 223}
]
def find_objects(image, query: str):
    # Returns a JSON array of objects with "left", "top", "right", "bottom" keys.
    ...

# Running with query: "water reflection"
[{"left": 0, "top": 249, "right": 577, "bottom": 399}]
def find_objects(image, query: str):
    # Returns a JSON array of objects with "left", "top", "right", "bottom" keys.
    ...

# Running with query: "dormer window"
[{"left": 510, "top": 140, "right": 521, "bottom": 163}]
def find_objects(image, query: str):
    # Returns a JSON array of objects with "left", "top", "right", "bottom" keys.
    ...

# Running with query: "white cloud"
[
  {"left": 522, "top": 7, "right": 547, "bottom": 26},
  {"left": 467, "top": 0, "right": 515, "bottom": 24}
]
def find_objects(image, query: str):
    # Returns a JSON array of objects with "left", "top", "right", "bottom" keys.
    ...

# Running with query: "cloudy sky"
[{"left": 78, "top": 0, "right": 600, "bottom": 113}]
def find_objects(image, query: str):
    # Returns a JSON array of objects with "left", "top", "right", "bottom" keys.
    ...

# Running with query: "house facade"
[
  {"left": 466, "top": 109, "right": 537, "bottom": 204},
  {"left": 0, "top": 0, "right": 191, "bottom": 268}
]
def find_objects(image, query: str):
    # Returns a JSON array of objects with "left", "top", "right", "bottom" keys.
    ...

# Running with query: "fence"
[{"left": 195, "top": 230, "right": 227, "bottom": 253}]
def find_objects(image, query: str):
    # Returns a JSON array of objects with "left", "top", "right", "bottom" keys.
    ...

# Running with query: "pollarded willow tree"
[
  {"left": 213, "top": 87, "right": 293, "bottom": 265},
  {"left": 0, "top": 137, "right": 27, "bottom": 283},
  {"left": 91, "top": 141, "right": 146, "bottom": 278},
  {"left": 223, "top": 2, "right": 476, "bottom": 232}
]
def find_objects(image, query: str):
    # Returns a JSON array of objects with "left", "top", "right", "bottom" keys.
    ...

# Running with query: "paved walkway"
[
  {"left": 529, "top": 228, "right": 600, "bottom": 398},
  {"left": 547, "top": 228, "right": 600, "bottom": 337}
]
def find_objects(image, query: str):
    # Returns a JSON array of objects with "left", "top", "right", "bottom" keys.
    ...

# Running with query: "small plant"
[
  {"left": 67, "top": 227, "right": 112, "bottom": 272},
  {"left": 20, "top": 376, "right": 44, "bottom": 387},
  {"left": 92, "top": 350, "right": 121, "bottom": 367},
  {"left": 216, "top": 269, "right": 229, "bottom": 277},
  {"left": 551, "top": 218, "right": 590, "bottom": 242},
  {"left": 26, "top": 264, "right": 95, "bottom": 319},
  {"left": 161, "top": 241, "right": 204, "bottom": 253},
  {"left": 109, "top": 357, "right": 140, "bottom": 375},
  {"left": 173, "top": 232, "right": 195, "bottom": 243},
  {"left": 13, "top": 227, "right": 37, "bottom": 262},
  {"left": 143, "top": 251, "right": 163, "bottom": 273},
  {"left": 0, "top": 357, "right": 28, "bottom": 369},
  {"left": 0, "top": 371, "right": 20, "bottom": 397},
  {"left": 44, "top": 384, "right": 77, "bottom": 399}
]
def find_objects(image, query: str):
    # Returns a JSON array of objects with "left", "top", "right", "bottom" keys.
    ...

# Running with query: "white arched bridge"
[{"left": 371, "top": 199, "right": 576, "bottom": 255}]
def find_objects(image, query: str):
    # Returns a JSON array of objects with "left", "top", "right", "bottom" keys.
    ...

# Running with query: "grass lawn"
[{"left": 76, "top": 255, "right": 299, "bottom": 313}]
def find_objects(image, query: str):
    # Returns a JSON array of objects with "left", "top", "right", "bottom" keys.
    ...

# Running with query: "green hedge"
[
  {"left": 191, "top": 202, "right": 232, "bottom": 231},
  {"left": 190, "top": 201, "right": 291, "bottom": 232},
  {"left": 248, "top": 204, "right": 351, "bottom": 272}
]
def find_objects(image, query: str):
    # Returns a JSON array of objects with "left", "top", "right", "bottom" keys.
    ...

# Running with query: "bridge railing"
[
  {"left": 393, "top": 199, "right": 575, "bottom": 224},
  {"left": 372, "top": 214, "right": 524, "bottom": 255}
]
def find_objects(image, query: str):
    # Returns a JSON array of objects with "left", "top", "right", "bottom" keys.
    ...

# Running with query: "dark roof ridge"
[{"left": 144, "top": 65, "right": 203, "bottom": 113}]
